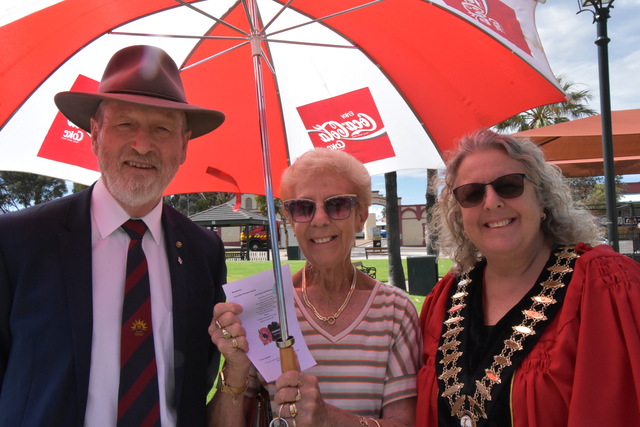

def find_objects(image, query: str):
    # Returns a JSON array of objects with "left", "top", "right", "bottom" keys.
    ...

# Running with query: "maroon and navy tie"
[{"left": 118, "top": 219, "right": 161, "bottom": 427}]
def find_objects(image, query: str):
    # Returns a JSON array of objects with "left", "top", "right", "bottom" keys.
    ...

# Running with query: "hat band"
[{"left": 105, "top": 89, "right": 187, "bottom": 104}]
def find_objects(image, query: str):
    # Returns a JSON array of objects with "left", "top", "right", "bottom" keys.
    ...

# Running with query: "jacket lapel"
[
  {"left": 59, "top": 187, "right": 94, "bottom": 422},
  {"left": 162, "top": 207, "right": 189, "bottom": 407}
]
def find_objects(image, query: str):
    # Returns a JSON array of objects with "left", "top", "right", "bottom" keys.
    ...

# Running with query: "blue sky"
[{"left": 372, "top": 0, "right": 640, "bottom": 207}]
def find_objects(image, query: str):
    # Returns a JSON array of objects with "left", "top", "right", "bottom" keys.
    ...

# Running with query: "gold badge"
[{"left": 130, "top": 319, "right": 149, "bottom": 336}]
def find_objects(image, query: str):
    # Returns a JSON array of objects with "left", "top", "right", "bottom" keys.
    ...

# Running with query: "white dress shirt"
[{"left": 84, "top": 178, "right": 176, "bottom": 426}]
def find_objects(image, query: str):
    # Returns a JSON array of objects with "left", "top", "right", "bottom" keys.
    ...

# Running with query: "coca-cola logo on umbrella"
[
  {"left": 444, "top": 0, "right": 531, "bottom": 55},
  {"left": 297, "top": 87, "right": 396, "bottom": 164},
  {"left": 38, "top": 74, "right": 100, "bottom": 171}
]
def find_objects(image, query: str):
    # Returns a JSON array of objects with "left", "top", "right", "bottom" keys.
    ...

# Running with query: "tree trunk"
[
  {"left": 426, "top": 169, "right": 438, "bottom": 256},
  {"left": 384, "top": 172, "right": 406, "bottom": 290}
]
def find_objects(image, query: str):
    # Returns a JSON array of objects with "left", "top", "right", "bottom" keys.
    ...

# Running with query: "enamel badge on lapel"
[{"left": 176, "top": 241, "right": 183, "bottom": 264}]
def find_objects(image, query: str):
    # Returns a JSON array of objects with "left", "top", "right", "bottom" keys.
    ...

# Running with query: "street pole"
[{"left": 578, "top": 0, "right": 618, "bottom": 251}]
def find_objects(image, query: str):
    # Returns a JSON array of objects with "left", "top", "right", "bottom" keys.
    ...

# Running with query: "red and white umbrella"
[
  {"left": 0, "top": 0, "right": 566, "bottom": 358},
  {"left": 1, "top": 0, "right": 565, "bottom": 198}
]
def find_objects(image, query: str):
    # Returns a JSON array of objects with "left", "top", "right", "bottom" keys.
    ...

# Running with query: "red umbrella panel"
[{"left": 0, "top": 0, "right": 567, "bottom": 198}]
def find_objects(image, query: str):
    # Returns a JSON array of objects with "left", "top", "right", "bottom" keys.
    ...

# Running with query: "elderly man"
[{"left": 0, "top": 45, "right": 227, "bottom": 427}]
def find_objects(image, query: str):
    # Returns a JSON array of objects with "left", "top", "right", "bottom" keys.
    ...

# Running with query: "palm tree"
[{"left": 494, "top": 75, "right": 597, "bottom": 133}]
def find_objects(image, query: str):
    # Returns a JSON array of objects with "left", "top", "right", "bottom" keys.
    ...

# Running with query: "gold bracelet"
[
  {"left": 368, "top": 418, "right": 382, "bottom": 427},
  {"left": 216, "top": 368, "right": 248, "bottom": 405},
  {"left": 357, "top": 415, "right": 369, "bottom": 426}
]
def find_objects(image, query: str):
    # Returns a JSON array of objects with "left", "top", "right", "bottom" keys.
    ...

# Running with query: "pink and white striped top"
[{"left": 251, "top": 281, "right": 422, "bottom": 417}]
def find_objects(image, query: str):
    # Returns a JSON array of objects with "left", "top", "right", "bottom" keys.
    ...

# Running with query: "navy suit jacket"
[{"left": 0, "top": 187, "right": 227, "bottom": 426}]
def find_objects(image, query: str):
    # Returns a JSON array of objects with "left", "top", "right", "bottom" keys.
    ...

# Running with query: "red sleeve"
[
  {"left": 415, "top": 273, "right": 456, "bottom": 427},
  {"left": 567, "top": 245, "right": 640, "bottom": 426},
  {"left": 513, "top": 245, "right": 640, "bottom": 426}
]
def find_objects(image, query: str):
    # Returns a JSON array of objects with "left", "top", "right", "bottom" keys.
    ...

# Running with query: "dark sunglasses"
[
  {"left": 453, "top": 173, "right": 533, "bottom": 208},
  {"left": 284, "top": 194, "right": 357, "bottom": 223}
]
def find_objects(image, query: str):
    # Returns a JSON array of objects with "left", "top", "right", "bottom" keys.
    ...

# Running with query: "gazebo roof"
[{"left": 189, "top": 202, "right": 269, "bottom": 227}]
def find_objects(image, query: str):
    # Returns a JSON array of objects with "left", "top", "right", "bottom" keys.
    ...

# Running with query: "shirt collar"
[{"left": 91, "top": 178, "right": 163, "bottom": 246}]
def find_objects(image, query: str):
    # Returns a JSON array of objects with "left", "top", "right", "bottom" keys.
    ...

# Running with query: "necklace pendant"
[
  {"left": 459, "top": 410, "right": 476, "bottom": 427},
  {"left": 326, "top": 316, "right": 336, "bottom": 325}
]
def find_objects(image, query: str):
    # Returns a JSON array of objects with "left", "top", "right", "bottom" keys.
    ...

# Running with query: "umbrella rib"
[
  {"left": 262, "top": 38, "right": 356, "bottom": 49},
  {"left": 240, "top": 0, "right": 255, "bottom": 34},
  {"left": 173, "top": 0, "right": 249, "bottom": 36},
  {"left": 261, "top": 0, "right": 294, "bottom": 34},
  {"left": 259, "top": 45, "right": 277, "bottom": 75},
  {"left": 267, "top": 0, "right": 386, "bottom": 38},
  {"left": 110, "top": 30, "right": 249, "bottom": 43},
  {"left": 240, "top": 0, "right": 276, "bottom": 75}
]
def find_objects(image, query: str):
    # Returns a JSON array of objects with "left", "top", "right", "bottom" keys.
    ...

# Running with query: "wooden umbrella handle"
[{"left": 279, "top": 345, "right": 300, "bottom": 372}]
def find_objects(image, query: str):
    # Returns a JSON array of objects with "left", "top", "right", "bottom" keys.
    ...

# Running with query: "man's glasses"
[
  {"left": 452, "top": 173, "right": 533, "bottom": 208},
  {"left": 284, "top": 194, "right": 357, "bottom": 223}
]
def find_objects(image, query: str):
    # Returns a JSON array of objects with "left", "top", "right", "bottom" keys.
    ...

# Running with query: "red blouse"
[{"left": 416, "top": 244, "right": 640, "bottom": 426}]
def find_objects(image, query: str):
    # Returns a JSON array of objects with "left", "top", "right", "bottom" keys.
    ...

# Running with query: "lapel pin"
[
  {"left": 176, "top": 241, "right": 183, "bottom": 248},
  {"left": 178, "top": 256, "right": 183, "bottom": 265}
]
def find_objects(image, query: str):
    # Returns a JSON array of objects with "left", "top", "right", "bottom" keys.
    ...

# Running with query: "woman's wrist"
[
  {"left": 218, "top": 364, "right": 250, "bottom": 386},
  {"left": 357, "top": 415, "right": 382, "bottom": 427},
  {"left": 216, "top": 366, "right": 249, "bottom": 405}
]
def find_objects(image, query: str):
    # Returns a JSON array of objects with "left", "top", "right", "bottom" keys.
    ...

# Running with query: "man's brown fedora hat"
[{"left": 54, "top": 45, "right": 225, "bottom": 139}]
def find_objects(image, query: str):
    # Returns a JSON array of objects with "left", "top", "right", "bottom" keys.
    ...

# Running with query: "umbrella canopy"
[
  {"left": 0, "top": 0, "right": 566, "bottom": 198},
  {"left": 514, "top": 109, "right": 640, "bottom": 177}
]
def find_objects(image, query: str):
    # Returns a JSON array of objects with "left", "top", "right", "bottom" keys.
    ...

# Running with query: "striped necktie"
[{"left": 118, "top": 219, "right": 161, "bottom": 427}]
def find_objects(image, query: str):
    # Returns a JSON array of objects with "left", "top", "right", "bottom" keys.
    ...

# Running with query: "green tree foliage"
[
  {"left": 494, "top": 75, "right": 597, "bottom": 133},
  {"left": 566, "top": 176, "right": 626, "bottom": 206},
  {"left": 164, "top": 192, "right": 234, "bottom": 216},
  {"left": 254, "top": 195, "right": 283, "bottom": 218},
  {"left": 0, "top": 172, "right": 67, "bottom": 213},
  {"left": 72, "top": 182, "right": 89, "bottom": 193}
]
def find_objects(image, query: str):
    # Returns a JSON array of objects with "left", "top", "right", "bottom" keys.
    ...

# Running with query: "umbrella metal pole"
[{"left": 248, "top": 0, "right": 299, "bottom": 372}]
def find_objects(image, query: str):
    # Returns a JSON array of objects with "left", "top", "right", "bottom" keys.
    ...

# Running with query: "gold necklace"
[
  {"left": 302, "top": 265, "right": 357, "bottom": 325},
  {"left": 438, "top": 246, "right": 579, "bottom": 427}
]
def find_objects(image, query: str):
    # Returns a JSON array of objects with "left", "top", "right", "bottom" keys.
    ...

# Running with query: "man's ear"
[
  {"left": 179, "top": 130, "right": 191, "bottom": 165},
  {"left": 89, "top": 117, "right": 99, "bottom": 155}
]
